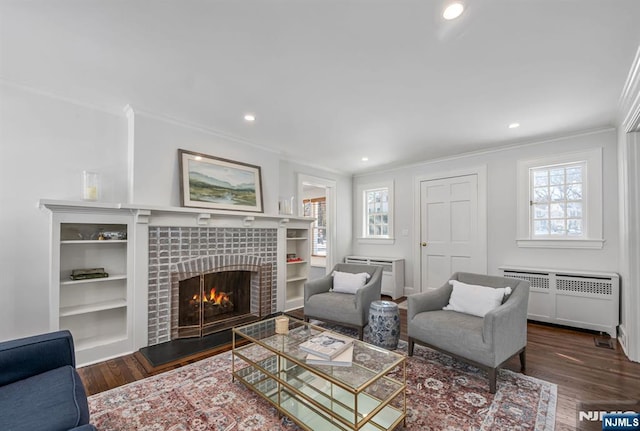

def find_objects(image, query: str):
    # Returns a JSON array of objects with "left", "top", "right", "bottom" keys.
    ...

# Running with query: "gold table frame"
[{"left": 232, "top": 316, "right": 406, "bottom": 431}]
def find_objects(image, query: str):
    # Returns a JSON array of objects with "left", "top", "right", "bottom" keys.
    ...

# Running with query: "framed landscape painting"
[{"left": 179, "top": 149, "right": 264, "bottom": 213}]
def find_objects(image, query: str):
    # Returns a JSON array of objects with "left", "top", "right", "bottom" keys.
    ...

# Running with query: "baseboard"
[{"left": 618, "top": 324, "right": 629, "bottom": 357}]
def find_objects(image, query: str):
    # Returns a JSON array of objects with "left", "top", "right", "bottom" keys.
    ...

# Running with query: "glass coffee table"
[{"left": 232, "top": 316, "right": 406, "bottom": 431}]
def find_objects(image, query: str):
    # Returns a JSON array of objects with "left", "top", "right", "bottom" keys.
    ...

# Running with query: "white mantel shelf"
[{"left": 39, "top": 199, "right": 314, "bottom": 227}]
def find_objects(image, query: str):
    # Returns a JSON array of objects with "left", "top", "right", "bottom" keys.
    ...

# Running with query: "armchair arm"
[
  {"left": 407, "top": 283, "right": 453, "bottom": 321},
  {"left": 0, "top": 330, "right": 75, "bottom": 387},
  {"left": 304, "top": 275, "right": 333, "bottom": 302},
  {"left": 354, "top": 269, "right": 383, "bottom": 315},
  {"left": 483, "top": 280, "right": 530, "bottom": 362}
]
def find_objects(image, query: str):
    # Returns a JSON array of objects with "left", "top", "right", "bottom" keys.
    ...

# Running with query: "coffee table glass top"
[{"left": 232, "top": 316, "right": 405, "bottom": 391}]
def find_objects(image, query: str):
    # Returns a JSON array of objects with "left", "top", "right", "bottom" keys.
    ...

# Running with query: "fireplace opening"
[
  {"left": 169, "top": 256, "right": 273, "bottom": 341},
  {"left": 177, "top": 270, "right": 252, "bottom": 338}
]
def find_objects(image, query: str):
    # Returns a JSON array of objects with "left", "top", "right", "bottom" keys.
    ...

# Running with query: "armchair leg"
[
  {"left": 519, "top": 348, "right": 526, "bottom": 372},
  {"left": 488, "top": 368, "right": 497, "bottom": 394},
  {"left": 358, "top": 326, "right": 364, "bottom": 341},
  {"left": 303, "top": 316, "right": 309, "bottom": 323},
  {"left": 408, "top": 338, "right": 415, "bottom": 356}
]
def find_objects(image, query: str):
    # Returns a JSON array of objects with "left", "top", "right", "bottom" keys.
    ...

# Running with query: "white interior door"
[{"left": 420, "top": 174, "right": 483, "bottom": 290}]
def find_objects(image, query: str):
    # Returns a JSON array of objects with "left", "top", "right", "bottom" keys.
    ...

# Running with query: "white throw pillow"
[
  {"left": 331, "top": 271, "right": 371, "bottom": 294},
  {"left": 443, "top": 280, "right": 512, "bottom": 317}
]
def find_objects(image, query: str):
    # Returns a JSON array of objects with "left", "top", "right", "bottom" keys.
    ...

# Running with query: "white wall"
[
  {"left": 353, "top": 129, "right": 620, "bottom": 290},
  {"left": 0, "top": 85, "right": 352, "bottom": 343},
  {"left": 0, "top": 83, "right": 128, "bottom": 341},
  {"left": 128, "top": 110, "right": 281, "bottom": 213}
]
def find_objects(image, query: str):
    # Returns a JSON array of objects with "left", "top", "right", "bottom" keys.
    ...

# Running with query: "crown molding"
[
  {"left": 126, "top": 106, "right": 283, "bottom": 156},
  {"left": 0, "top": 78, "right": 123, "bottom": 116},
  {"left": 619, "top": 46, "right": 640, "bottom": 132},
  {"left": 353, "top": 127, "right": 615, "bottom": 178}
]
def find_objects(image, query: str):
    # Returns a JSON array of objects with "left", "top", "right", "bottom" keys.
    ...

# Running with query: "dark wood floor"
[{"left": 78, "top": 307, "right": 640, "bottom": 430}]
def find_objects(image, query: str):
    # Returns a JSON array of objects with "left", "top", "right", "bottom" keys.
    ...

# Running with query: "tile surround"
[{"left": 147, "top": 226, "right": 278, "bottom": 345}]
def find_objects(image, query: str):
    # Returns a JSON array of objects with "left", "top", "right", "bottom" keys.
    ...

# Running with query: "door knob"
[{"left": 421, "top": 242, "right": 427, "bottom": 247}]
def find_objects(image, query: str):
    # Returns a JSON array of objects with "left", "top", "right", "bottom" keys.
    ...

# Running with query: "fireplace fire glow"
[{"left": 192, "top": 288, "right": 233, "bottom": 307}]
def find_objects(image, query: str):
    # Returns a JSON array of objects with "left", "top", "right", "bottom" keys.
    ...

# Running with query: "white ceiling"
[{"left": 2, "top": 0, "right": 639, "bottom": 174}]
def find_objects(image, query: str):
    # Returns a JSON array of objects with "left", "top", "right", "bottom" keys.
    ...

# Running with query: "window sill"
[
  {"left": 356, "top": 237, "right": 395, "bottom": 245},
  {"left": 516, "top": 238, "right": 605, "bottom": 249}
]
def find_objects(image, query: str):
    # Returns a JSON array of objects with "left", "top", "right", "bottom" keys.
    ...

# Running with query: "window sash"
[
  {"left": 364, "top": 188, "right": 390, "bottom": 238},
  {"left": 304, "top": 198, "right": 326, "bottom": 256},
  {"left": 529, "top": 162, "right": 586, "bottom": 238}
]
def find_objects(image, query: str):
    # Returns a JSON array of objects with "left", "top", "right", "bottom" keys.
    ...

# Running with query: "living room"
[{"left": 1, "top": 1, "right": 640, "bottom": 430}]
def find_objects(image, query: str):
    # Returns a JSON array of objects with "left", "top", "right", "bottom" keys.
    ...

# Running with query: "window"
[
  {"left": 365, "top": 188, "right": 390, "bottom": 236},
  {"left": 530, "top": 162, "right": 585, "bottom": 237},
  {"left": 304, "top": 197, "right": 326, "bottom": 256},
  {"left": 517, "top": 148, "right": 603, "bottom": 249},
  {"left": 357, "top": 180, "right": 394, "bottom": 243}
]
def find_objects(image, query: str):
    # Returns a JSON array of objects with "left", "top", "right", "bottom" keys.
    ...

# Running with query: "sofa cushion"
[
  {"left": 443, "top": 280, "right": 512, "bottom": 317},
  {"left": 0, "top": 365, "right": 90, "bottom": 431}
]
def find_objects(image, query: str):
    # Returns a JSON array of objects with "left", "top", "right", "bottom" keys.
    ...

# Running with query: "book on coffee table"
[
  {"left": 299, "top": 332, "right": 353, "bottom": 360},
  {"left": 306, "top": 344, "right": 354, "bottom": 367}
]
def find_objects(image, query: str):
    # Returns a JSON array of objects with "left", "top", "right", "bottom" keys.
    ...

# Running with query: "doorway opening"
[{"left": 298, "top": 174, "right": 337, "bottom": 279}]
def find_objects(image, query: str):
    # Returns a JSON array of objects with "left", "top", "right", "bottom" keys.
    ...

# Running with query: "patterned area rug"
[{"left": 88, "top": 341, "right": 556, "bottom": 430}]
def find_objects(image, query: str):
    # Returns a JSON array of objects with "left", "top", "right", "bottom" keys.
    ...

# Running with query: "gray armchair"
[
  {"left": 408, "top": 272, "right": 530, "bottom": 393},
  {"left": 304, "top": 263, "right": 383, "bottom": 339}
]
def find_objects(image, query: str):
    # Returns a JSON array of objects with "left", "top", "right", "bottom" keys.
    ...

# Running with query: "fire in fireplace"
[{"left": 177, "top": 270, "right": 252, "bottom": 338}]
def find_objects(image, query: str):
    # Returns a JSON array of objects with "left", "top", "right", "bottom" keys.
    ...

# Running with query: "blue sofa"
[{"left": 0, "top": 330, "right": 96, "bottom": 431}]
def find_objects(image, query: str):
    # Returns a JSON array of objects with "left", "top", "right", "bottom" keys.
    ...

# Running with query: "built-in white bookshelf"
[
  {"left": 284, "top": 227, "right": 310, "bottom": 310},
  {"left": 42, "top": 202, "right": 135, "bottom": 366},
  {"left": 276, "top": 218, "right": 313, "bottom": 312}
]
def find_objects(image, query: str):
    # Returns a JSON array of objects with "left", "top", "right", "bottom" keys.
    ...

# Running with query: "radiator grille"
[
  {"left": 500, "top": 266, "right": 619, "bottom": 337},
  {"left": 556, "top": 277, "right": 613, "bottom": 295},
  {"left": 503, "top": 272, "right": 550, "bottom": 289}
]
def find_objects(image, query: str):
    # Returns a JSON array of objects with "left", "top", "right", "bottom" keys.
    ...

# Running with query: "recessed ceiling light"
[
  {"left": 361, "top": 157, "right": 369, "bottom": 162},
  {"left": 194, "top": 156, "right": 202, "bottom": 161},
  {"left": 244, "top": 114, "right": 256, "bottom": 122},
  {"left": 443, "top": 2, "right": 464, "bottom": 20},
  {"left": 508, "top": 123, "right": 520, "bottom": 129}
]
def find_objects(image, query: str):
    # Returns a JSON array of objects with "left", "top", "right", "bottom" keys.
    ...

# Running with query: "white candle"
[
  {"left": 275, "top": 316, "right": 289, "bottom": 334},
  {"left": 82, "top": 171, "right": 100, "bottom": 201}
]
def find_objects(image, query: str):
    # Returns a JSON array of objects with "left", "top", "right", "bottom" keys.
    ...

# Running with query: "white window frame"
[
  {"left": 516, "top": 148, "right": 604, "bottom": 249},
  {"left": 356, "top": 180, "right": 394, "bottom": 244},
  {"left": 303, "top": 197, "right": 326, "bottom": 257}
]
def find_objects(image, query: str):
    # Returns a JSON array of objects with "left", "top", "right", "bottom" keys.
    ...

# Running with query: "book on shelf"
[
  {"left": 306, "top": 344, "right": 354, "bottom": 367},
  {"left": 70, "top": 268, "right": 109, "bottom": 280},
  {"left": 298, "top": 332, "right": 354, "bottom": 360}
]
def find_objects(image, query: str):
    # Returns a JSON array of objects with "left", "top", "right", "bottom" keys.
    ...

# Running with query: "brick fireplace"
[{"left": 147, "top": 226, "right": 278, "bottom": 346}]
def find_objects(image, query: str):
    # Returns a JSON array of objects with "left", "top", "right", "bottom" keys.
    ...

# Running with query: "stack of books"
[
  {"left": 70, "top": 268, "right": 109, "bottom": 280},
  {"left": 299, "top": 332, "right": 354, "bottom": 367}
]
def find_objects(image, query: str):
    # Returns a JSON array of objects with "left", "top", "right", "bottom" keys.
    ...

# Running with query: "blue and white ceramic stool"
[{"left": 368, "top": 300, "right": 400, "bottom": 350}]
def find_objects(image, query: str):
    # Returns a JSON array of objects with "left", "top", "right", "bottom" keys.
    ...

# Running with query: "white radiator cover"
[
  {"left": 344, "top": 256, "right": 405, "bottom": 300},
  {"left": 499, "top": 266, "right": 619, "bottom": 338}
]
